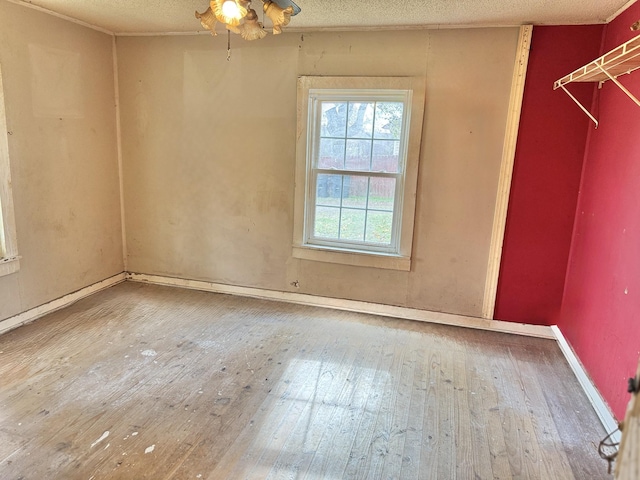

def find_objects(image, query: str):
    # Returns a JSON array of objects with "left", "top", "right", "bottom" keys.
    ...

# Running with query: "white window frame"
[
  {"left": 293, "top": 76, "right": 425, "bottom": 271},
  {"left": 0, "top": 64, "right": 20, "bottom": 277}
]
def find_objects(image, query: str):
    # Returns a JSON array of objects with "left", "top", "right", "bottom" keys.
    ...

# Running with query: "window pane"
[
  {"left": 342, "top": 176, "right": 368, "bottom": 208},
  {"left": 347, "top": 102, "right": 374, "bottom": 138},
  {"left": 374, "top": 102, "right": 403, "bottom": 140},
  {"left": 302, "top": 85, "right": 419, "bottom": 258},
  {"left": 340, "top": 208, "right": 366, "bottom": 241},
  {"left": 316, "top": 174, "right": 343, "bottom": 206},
  {"left": 345, "top": 139, "right": 372, "bottom": 171},
  {"left": 314, "top": 206, "right": 340, "bottom": 239},
  {"left": 372, "top": 140, "right": 399, "bottom": 173},
  {"left": 321, "top": 102, "right": 347, "bottom": 137},
  {"left": 365, "top": 211, "right": 393, "bottom": 244},
  {"left": 318, "top": 138, "right": 345, "bottom": 169},
  {"left": 369, "top": 177, "right": 395, "bottom": 211}
]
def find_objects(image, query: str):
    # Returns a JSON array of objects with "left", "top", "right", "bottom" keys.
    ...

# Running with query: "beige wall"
[
  {"left": 0, "top": 2, "right": 124, "bottom": 321},
  {"left": 118, "top": 27, "right": 518, "bottom": 318}
]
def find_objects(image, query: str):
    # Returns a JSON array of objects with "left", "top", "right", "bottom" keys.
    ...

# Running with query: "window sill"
[
  {"left": 0, "top": 256, "right": 20, "bottom": 277},
  {"left": 293, "top": 246, "right": 410, "bottom": 271}
]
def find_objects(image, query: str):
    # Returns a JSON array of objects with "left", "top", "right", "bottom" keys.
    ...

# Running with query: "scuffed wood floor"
[{"left": 0, "top": 282, "right": 610, "bottom": 479}]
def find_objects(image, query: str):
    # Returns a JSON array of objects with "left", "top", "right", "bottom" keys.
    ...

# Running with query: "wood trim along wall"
[
  {"left": 112, "top": 36, "right": 128, "bottom": 271},
  {"left": 116, "top": 22, "right": 609, "bottom": 37},
  {"left": 0, "top": 273, "right": 126, "bottom": 336},
  {"left": 5, "top": 0, "right": 114, "bottom": 35},
  {"left": 482, "top": 24, "right": 533, "bottom": 319},
  {"left": 126, "top": 272, "right": 554, "bottom": 339},
  {"left": 551, "top": 325, "right": 621, "bottom": 443}
]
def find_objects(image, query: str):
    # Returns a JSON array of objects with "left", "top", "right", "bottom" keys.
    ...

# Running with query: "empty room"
[{"left": 1, "top": 0, "right": 639, "bottom": 478}]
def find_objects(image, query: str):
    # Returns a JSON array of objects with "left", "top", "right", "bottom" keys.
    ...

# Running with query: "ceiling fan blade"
[{"left": 272, "top": 0, "right": 301, "bottom": 16}]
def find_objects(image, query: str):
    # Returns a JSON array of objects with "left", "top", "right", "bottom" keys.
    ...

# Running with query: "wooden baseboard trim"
[
  {"left": 0, "top": 273, "right": 126, "bottom": 336},
  {"left": 551, "top": 325, "right": 621, "bottom": 443},
  {"left": 126, "top": 272, "right": 554, "bottom": 339}
]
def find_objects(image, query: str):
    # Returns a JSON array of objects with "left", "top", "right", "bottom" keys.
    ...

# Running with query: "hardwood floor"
[{"left": 0, "top": 282, "right": 610, "bottom": 479}]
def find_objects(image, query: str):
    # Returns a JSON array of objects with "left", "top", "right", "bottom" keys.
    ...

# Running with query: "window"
[
  {"left": 0, "top": 64, "right": 20, "bottom": 277},
  {"left": 293, "top": 77, "right": 425, "bottom": 271}
]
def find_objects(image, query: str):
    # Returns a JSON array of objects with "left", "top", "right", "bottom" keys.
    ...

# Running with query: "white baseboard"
[
  {"left": 126, "top": 272, "right": 554, "bottom": 339},
  {"left": 551, "top": 325, "right": 621, "bottom": 443},
  {"left": 0, "top": 273, "right": 126, "bottom": 336}
]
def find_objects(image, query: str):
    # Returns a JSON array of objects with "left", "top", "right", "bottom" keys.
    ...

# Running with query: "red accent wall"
[
  {"left": 559, "top": 2, "right": 640, "bottom": 420},
  {"left": 494, "top": 25, "right": 603, "bottom": 325}
]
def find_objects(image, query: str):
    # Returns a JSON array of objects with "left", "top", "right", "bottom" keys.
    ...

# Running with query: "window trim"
[
  {"left": 293, "top": 76, "right": 425, "bottom": 271},
  {"left": 0, "top": 64, "right": 20, "bottom": 277}
]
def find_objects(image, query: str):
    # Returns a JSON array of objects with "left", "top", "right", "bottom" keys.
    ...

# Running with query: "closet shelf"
[{"left": 554, "top": 33, "right": 640, "bottom": 127}]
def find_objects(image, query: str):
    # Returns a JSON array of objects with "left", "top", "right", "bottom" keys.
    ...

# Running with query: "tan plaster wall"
[
  {"left": 118, "top": 28, "right": 519, "bottom": 317},
  {"left": 0, "top": 2, "right": 124, "bottom": 321}
]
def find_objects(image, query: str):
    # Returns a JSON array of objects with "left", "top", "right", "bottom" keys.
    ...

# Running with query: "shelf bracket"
[
  {"left": 554, "top": 32, "right": 640, "bottom": 128},
  {"left": 595, "top": 64, "right": 640, "bottom": 108},
  {"left": 558, "top": 83, "right": 599, "bottom": 128}
]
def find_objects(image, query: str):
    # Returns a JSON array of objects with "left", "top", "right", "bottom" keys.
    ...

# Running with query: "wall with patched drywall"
[
  {"left": 118, "top": 27, "right": 519, "bottom": 317},
  {"left": 0, "top": 1, "right": 123, "bottom": 322}
]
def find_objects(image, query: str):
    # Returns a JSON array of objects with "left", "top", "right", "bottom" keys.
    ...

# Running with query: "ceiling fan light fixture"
[
  {"left": 195, "top": 6, "right": 218, "bottom": 36},
  {"left": 211, "top": 0, "right": 247, "bottom": 27},
  {"left": 198, "top": 0, "right": 300, "bottom": 46},
  {"left": 263, "top": 0, "right": 294, "bottom": 35},
  {"left": 236, "top": 8, "right": 268, "bottom": 41}
]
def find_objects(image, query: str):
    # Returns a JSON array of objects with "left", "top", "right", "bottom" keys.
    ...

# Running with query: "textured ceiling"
[{"left": 12, "top": 0, "right": 633, "bottom": 34}]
